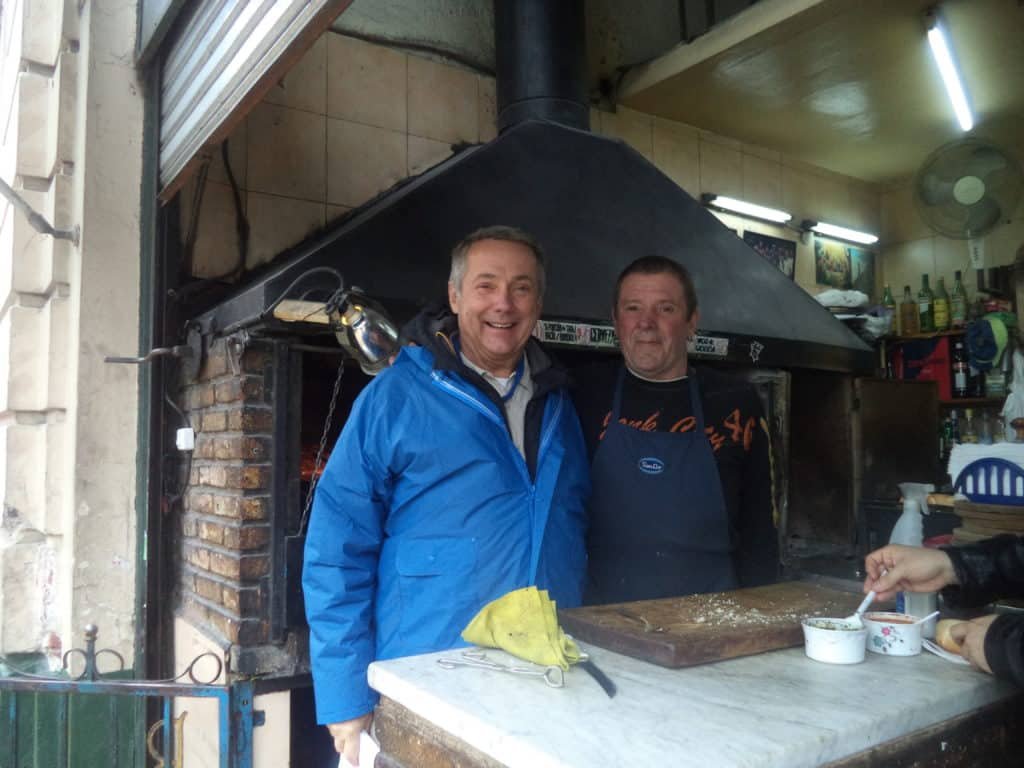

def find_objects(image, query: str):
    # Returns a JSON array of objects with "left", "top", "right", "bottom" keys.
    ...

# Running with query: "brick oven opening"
[
  {"left": 290, "top": 348, "right": 372, "bottom": 627},
  {"left": 175, "top": 331, "right": 376, "bottom": 764}
]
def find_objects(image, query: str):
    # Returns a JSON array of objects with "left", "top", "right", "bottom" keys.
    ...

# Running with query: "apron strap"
[{"left": 612, "top": 366, "right": 703, "bottom": 431}]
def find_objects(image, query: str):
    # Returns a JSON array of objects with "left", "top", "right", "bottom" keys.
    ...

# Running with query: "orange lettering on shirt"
[
  {"left": 743, "top": 416, "right": 756, "bottom": 451},
  {"left": 723, "top": 409, "right": 744, "bottom": 443},
  {"left": 621, "top": 412, "right": 660, "bottom": 432},
  {"left": 705, "top": 426, "right": 726, "bottom": 453},
  {"left": 670, "top": 416, "right": 697, "bottom": 434}
]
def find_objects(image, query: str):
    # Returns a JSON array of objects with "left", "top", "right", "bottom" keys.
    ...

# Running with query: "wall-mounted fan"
[{"left": 914, "top": 138, "right": 1024, "bottom": 255}]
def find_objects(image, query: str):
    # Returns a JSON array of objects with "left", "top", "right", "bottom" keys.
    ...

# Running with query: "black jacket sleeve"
[
  {"left": 941, "top": 535, "right": 1024, "bottom": 608},
  {"left": 985, "top": 614, "right": 1024, "bottom": 686},
  {"left": 941, "top": 535, "right": 1024, "bottom": 686},
  {"left": 734, "top": 413, "right": 780, "bottom": 587}
]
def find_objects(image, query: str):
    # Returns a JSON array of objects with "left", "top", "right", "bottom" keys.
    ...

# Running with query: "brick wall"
[{"left": 179, "top": 334, "right": 275, "bottom": 648}]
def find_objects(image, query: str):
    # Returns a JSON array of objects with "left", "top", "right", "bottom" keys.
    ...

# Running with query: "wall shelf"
[
  {"left": 887, "top": 329, "right": 966, "bottom": 342},
  {"left": 940, "top": 397, "right": 1005, "bottom": 407}
]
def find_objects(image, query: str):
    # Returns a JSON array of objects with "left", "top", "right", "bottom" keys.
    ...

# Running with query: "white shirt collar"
[{"left": 461, "top": 353, "right": 529, "bottom": 397}]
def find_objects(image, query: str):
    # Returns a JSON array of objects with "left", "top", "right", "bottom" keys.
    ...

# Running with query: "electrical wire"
[
  {"left": 220, "top": 138, "right": 249, "bottom": 280},
  {"left": 181, "top": 156, "right": 211, "bottom": 278}
]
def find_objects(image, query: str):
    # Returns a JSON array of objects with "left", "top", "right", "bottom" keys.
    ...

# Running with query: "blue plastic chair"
[{"left": 953, "top": 458, "right": 1024, "bottom": 506}]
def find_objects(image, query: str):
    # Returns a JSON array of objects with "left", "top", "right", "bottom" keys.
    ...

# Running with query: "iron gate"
[{"left": 0, "top": 625, "right": 260, "bottom": 768}]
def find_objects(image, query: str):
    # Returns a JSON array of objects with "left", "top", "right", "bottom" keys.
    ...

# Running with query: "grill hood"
[{"left": 196, "top": 2, "right": 873, "bottom": 373}]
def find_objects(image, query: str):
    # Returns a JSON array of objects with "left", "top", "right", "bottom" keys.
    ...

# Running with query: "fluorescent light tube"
[
  {"left": 808, "top": 221, "right": 879, "bottom": 245},
  {"left": 926, "top": 19, "right": 974, "bottom": 132},
  {"left": 703, "top": 194, "right": 792, "bottom": 223}
]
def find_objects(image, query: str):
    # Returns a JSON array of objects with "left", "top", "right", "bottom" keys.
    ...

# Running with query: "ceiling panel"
[{"left": 619, "top": 0, "right": 1024, "bottom": 185}]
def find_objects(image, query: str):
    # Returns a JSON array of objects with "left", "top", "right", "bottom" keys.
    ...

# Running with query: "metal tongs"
[{"left": 437, "top": 649, "right": 565, "bottom": 688}]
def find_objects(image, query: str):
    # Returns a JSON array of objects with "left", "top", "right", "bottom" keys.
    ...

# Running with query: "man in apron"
[{"left": 573, "top": 255, "right": 779, "bottom": 604}]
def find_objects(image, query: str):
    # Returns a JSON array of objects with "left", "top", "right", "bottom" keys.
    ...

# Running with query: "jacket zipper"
[{"left": 431, "top": 370, "right": 539, "bottom": 487}]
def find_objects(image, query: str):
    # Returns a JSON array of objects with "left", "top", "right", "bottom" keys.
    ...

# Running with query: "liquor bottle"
[
  {"left": 941, "top": 416, "right": 954, "bottom": 463},
  {"left": 978, "top": 410, "right": 994, "bottom": 445},
  {"left": 950, "top": 270, "right": 968, "bottom": 328},
  {"left": 899, "top": 285, "right": 920, "bottom": 336},
  {"left": 985, "top": 339, "right": 1015, "bottom": 399},
  {"left": 918, "top": 274, "right": 935, "bottom": 333},
  {"left": 950, "top": 409, "right": 961, "bottom": 444},
  {"left": 882, "top": 284, "right": 897, "bottom": 335},
  {"left": 952, "top": 340, "right": 969, "bottom": 398},
  {"left": 933, "top": 277, "right": 950, "bottom": 331},
  {"left": 962, "top": 408, "right": 978, "bottom": 444}
]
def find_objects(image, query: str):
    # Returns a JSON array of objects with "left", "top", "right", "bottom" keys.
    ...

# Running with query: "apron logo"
[{"left": 638, "top": 457, "right": 665, "bottom": 475}]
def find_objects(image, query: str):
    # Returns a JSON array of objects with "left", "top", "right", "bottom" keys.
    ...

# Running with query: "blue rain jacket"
[{"left": 303, "top": 341, "right": 590, "bottom": 724}]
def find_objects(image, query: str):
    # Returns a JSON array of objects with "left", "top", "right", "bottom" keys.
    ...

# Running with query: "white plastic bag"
[
  {"left": 337, "top": 731, "right": 379, "bottom": 768},
  {"left": 1001, "top": 350, "right": 1024, "bottom": 441}
]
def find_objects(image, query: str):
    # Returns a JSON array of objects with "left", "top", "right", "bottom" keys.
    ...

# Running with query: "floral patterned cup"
[{"left": 863, "top": 612, "right": 923, "bottom": 656}]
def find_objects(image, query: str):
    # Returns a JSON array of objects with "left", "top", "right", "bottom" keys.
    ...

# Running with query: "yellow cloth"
[{"left": 461, "top": 587, "right": 582, "bottom": 670}]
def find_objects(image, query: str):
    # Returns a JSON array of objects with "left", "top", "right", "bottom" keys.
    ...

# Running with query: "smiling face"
[
  {"left": 614, "top": 271, "right": 699, "bottom": 380},
  {"left": 448, "top": 238, "right": 543, "bottom": 377}
]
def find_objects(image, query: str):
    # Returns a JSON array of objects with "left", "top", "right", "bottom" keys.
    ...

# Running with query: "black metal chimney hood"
[{"left": 194, "top": 0, "right": 873, "bottom": 373}]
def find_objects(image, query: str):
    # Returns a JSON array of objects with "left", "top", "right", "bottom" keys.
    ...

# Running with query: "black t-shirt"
[{"left": 571, "top": 362, "right": 779, "bottom": 591}]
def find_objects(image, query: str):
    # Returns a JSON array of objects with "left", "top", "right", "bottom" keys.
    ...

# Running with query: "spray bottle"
[{"left": 893, "top": 482, "right": 938, "bottom": 638}]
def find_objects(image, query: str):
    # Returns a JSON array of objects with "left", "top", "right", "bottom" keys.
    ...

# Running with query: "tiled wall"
[
  {"left": 595, "top": 106, "right": 882, "bottom": 299},
  {"left": 185, "top": 31, "right": 883, "bottom": 301},
  {"left": 183, "top": 32, "right": 495, "bottom": 277}
]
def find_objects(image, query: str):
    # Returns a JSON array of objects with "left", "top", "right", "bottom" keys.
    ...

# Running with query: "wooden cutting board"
[{"left": 559, "top": 581, "right": 864, "bottom": 668}]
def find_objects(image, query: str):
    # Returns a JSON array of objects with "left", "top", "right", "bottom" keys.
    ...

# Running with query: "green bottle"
[
  {"left": 951, "top": 270, "right": 967, "bottom": 328},
  {"left": 933, "top": 277, "right": 950, "bottom": 331},
  {"left": 918, "top": 274, "right": 935, "bottom": 333},
  {"left": 882, "top": 284, "right": 897, "bottom": 334}
]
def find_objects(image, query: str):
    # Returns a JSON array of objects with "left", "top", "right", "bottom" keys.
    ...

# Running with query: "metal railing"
[{"left": 0, "top": 625, "right": 260, "bottom": 768}]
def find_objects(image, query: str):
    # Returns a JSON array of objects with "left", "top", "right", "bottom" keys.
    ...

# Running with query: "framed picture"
[
  {"left": 848, "top": 246, "right": 876, "bottom": 299},
  {"left": 743, "top": 231, "right": 796, "bottom": 280},
  {"left": 813, "top": 238, "right": 852, "bottom": 289}
]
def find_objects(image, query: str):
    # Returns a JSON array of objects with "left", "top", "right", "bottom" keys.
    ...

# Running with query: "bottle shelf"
[
  {"left": 940, "top": 397, "right": 1005, "bottom": 407},
  {"left": 885, "top": 329, "right": 966, "bottom": 342}
]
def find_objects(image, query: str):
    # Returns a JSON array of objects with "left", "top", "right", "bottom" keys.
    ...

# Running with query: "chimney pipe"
[{"left": 494, "top": 0, "right": 589, "bottom": 133}]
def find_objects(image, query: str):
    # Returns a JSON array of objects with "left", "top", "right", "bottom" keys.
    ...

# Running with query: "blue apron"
[{"left": 585, "top": 367, "right": 737, "bottom": 604}]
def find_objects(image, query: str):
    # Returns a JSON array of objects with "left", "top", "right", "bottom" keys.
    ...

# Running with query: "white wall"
[{"left": 0, "top": 0, "right": 144, "bottom": 664}]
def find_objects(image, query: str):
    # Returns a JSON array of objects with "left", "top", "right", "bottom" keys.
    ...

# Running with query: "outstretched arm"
[{"left": 863, "top": 544, "right": 957, "bottom": 601}]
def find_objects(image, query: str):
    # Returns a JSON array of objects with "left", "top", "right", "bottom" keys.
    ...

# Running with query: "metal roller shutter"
[{"left": 158, "top": 0, "right": 352, "bottom": 199}]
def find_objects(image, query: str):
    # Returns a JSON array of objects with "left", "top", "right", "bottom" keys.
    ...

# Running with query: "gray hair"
[{"left": 449, "top": 225, "right": 546, "bottom": 297}]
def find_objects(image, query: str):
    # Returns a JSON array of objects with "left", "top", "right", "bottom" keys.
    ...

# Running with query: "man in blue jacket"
[{"left": 303, "top": 225, "right": 590, "bottom": 764}]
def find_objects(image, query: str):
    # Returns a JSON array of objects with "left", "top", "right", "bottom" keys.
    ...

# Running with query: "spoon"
[
  {"left": 911, "top": 610, "right": 940, "bottom": 626},
  {"left": 844, "top": 589, "right": 877, "bottom": 627},
  {"left": 845, "top": 567, "right": 890, "bottom": 627}
]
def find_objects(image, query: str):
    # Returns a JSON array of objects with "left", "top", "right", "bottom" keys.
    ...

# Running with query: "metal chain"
[{"left": 299, "top": 356, "right": 346, "bottom": 535}]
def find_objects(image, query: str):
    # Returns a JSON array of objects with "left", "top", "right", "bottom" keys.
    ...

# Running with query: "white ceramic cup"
[
  {"left": 863, "top": 611, "right": 923, "bottom": 656},
  {"left": 802, "top": 617, "right": 867, "bottom": 664}
]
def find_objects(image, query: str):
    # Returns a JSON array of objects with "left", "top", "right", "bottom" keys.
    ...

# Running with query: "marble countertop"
[{"left": 368, "top": 642, "right": 1019, "bottom": 768}]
